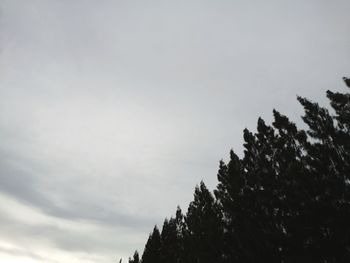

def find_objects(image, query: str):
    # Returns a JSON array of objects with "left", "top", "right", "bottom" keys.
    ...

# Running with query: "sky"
[{"left": 0, "top": 0, "right": 349, "bottom": 262}]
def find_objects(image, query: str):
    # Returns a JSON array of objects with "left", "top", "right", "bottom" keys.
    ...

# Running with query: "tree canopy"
[{"left": 126, "top": 78, "right": 350, "bottom": 262}]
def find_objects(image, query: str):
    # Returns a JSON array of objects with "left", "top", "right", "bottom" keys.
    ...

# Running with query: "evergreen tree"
[
  {"left": 128, "top": 251, "right": 139, "bottom": 263},
  {"left": 214, "top": 151, "right": 247, "bottom": 262},
  {"left": 160, "top": 218, "right": 178, "bottom": 263},
  {"left": 294, "top": 80, "right": 350, "bottom": 262},
  {"left": 185, "top": 181, "right": 224, "bottom": 263},
  {"left": 141, "top": 226, "right": 161, "bottom": 263}
]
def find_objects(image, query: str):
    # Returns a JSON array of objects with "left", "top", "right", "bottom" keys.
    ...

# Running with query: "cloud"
[
  {"left": 0, "top": 145, "right": 158, "bottom": 229},
  {"left": 0, "top": 192, "right": 146, "bottom": 261},
  {"left": 0, "top": 246, "right": 59, "bottom": 263}
]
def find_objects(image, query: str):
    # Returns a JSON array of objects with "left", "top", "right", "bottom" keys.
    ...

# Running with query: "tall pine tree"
[
  {"left": 141, "top": 226, "right": 161, "bottom": 263},
  {"left": 185, "top": 181, "right": 224, "bottom": 263}
]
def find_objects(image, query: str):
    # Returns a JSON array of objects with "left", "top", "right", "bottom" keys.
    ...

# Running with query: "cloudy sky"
[{"left": 0, "top": 0, "right": 349, "bottom": 262}]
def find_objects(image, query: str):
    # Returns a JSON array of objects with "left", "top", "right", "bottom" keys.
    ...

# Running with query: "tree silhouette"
[
  {"left": 184, "top": 181, "right": 224, "bottom": 263},
  {"left": 127, "top": 77, "right": 350, "bottom": 262},
  {"left": 141, "top": 226, "right": 161, "bottom": 263},
  {"left": 128, "top": 251, "right": 140, "bottom": 263}
]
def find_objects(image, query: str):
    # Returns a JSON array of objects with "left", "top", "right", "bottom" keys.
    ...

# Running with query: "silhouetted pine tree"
[
  {"left": 294, "top": 83, "right": 350, "bottom": 261},
  {"left": 214, "top": 150, "right": 247, "bottom": 262},
  {"left": 184, "top": 181, "right": 224, "bottom": 263},
  {"left": 160, "top": 218, "right": 178, "bottom": 263},
  {"left": 128, "top": 251, "right": 140, "bottom": 263},
  {"left": 173, "top": 206, "right": 186, "bottom": 263},
  {"left": 127, "top": 77, "right": 350, "bottom": 263},
  {"left": 270, "top": 110, "right": 309, "bottom": 262},
  {"left": 141, "top": 226, "right": 161, "bottom": 263}
]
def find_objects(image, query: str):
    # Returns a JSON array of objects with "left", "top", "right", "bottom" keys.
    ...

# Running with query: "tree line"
[{"left": 127, "top": 78, "right": 350, "bottom": 263}]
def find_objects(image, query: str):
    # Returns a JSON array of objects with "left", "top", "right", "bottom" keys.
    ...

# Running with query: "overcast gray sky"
[{"left": 0, "top": 0, "right": 349, "bottom": 262}]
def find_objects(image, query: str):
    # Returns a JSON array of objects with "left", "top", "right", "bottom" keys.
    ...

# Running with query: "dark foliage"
[
  {"left": 127, "top": 78, "right": 350, "bottom": 262},
  {"left": 184, "top": 181, "right": 224, "bottom": 263},
  {"left": 129, "top": 251, "right": 140, "bottom": 263},
  {"left": 141, "top": 226, "right": 161, "bottom": 263}
]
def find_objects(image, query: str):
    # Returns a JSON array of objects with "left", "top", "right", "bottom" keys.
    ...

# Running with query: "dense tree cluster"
[{"left": 127, "top": 79, "right": 350, "bottom": 262}]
